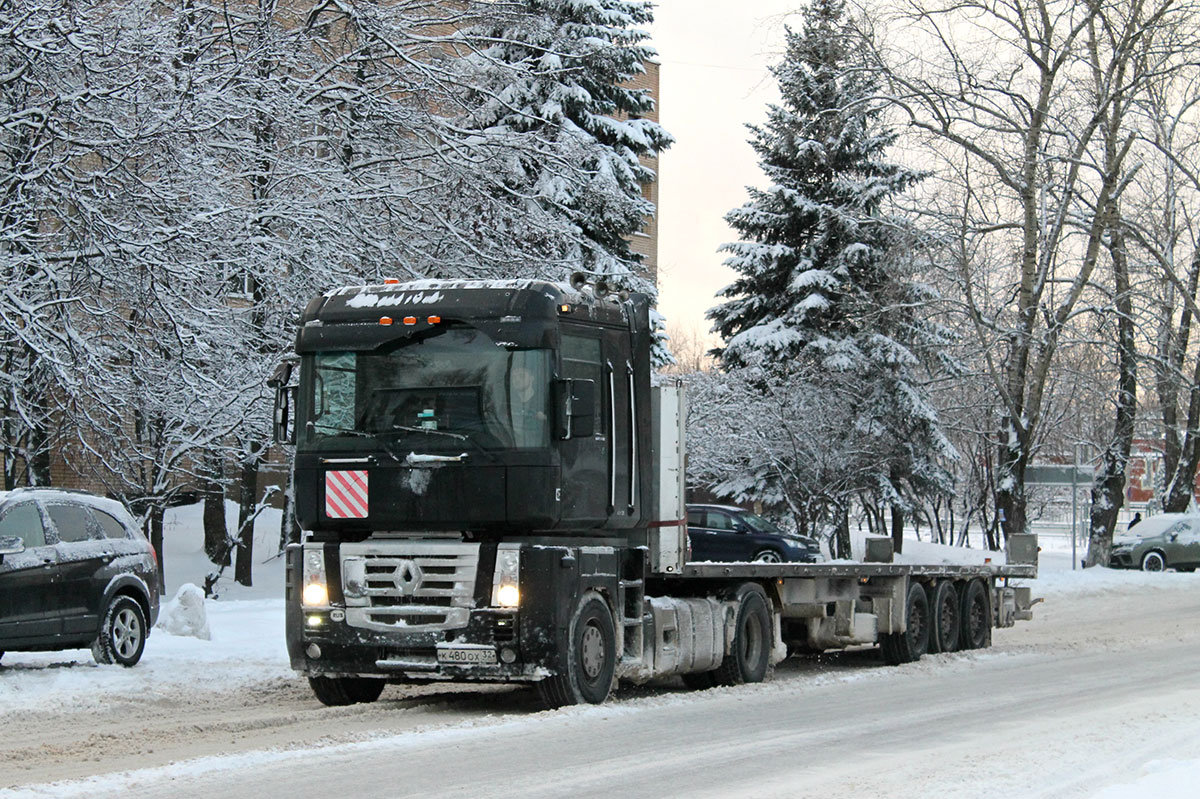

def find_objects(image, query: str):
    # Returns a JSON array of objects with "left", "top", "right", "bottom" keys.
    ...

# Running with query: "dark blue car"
[{"left": 686, "top": 504, "right": 822, "bottom": 563}]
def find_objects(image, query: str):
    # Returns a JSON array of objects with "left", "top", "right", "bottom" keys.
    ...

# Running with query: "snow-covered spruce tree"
[
  {"left": 460, "top": 0, "right": 672, "bottom": 289},
  {"left": 705, "top": 0, "right": 954, "bottom": 553}
]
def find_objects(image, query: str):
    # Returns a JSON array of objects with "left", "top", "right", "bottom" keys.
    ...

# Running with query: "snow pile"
[{"left": 156, "top": 583, "right": 211, "bottom": 640}]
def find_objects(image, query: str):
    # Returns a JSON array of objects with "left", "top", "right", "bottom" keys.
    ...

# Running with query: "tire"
[
  {"left": 308, "top": 675, "right": 386, "bottom": 706},
  {"left": 926, "top": 581, "right": 961, "bottom": 655},
  {"left": 713, "top": 584, "right": 772, "bottom": 686},
  {"left": 1141, "top": 550, "right": 1166, "bottom": 572},
  {"left": 681, "top": 671, "right": 719, "bottom": 690},
  {"left": 91, "top": 596, "right": 147, "bottom": 667},
  {"left": 880, "top": 580, "right": 931, "bottom": 665},
  {"left": 959, "top": 579, "right": 992, "bottom": 650},
  {"left": 537, "top": 592, "right": 617, "bottom": 708},
  {"left": 752, "top": 549, "right": 783, "bottom": 563}
]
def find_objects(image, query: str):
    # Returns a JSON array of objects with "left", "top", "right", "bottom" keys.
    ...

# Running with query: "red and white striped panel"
[{"left": 325, "top": 470, "right": 368, "bottom": 519}]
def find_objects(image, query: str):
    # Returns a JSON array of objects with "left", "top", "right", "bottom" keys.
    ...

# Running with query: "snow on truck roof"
[{"left": 325, "top": 279, "right": 586, "bottom": 306}]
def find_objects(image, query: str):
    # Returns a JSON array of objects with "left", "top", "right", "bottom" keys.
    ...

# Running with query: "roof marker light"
[
  {"left": 403, "top": 316, "right": 417, "bottom": 325},
  {"left": 559, "top": 304, "right": 571, "bottom": 313},
  {"left": 379, "top": 317, "right": 394, "bottom": 326},
  {"left": 427, "top": 316, "right": 441, "bottom": 324},
  {"left": 384, "top": 278, "right": 400, "bottom": 285}
]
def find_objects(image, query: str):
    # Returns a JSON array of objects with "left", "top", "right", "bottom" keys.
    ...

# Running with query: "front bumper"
[{"left": 289, "top": 604, "right": 542, "bottom": 681}]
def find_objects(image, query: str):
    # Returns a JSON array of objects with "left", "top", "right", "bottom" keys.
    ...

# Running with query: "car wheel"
[
  {"left": 752, "top": 549, "right": 783, "bottom": 563},
  {"left": 1141, "top": 550, "right": 1166, "bottom": 572},
  {"left": 308, "top": 676, "right": 386, "bottom": 706},
  {"left": 92, "top": 596, "right": 147, "bottom": 667}
]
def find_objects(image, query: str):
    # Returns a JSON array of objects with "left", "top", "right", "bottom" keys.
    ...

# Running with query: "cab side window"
[
  {"left": 46, "top": 503, "right": 98, "bottom": 544},
  {"left": 91, "top": 509, "right": 131, "bottom": 540},
  {"left": 562, "top": 333, "right": 604, "bottom": 435},
  {"left": 0, "top": 503, "right": 47, "bottom": 548}
]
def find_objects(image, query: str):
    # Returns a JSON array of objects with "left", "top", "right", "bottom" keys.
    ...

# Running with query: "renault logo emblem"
[{"left": 392, "top": 560, "right": 422, "bottom": 594}]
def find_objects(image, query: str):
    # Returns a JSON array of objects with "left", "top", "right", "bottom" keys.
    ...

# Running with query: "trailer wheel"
[
  {"left": 537, "top": 592, "right": 616, "bottom": 708},
  {"left": 713, "top": 584, "right": 772, "bottom": 686},
  {"left": 926, "top": 581, "right": 961, "bottom": 654},
  {"left": 959, "top": 579, "right": 992, "bottom": 650},
  {"left": 307, "top": 676, "right": 386, "bottom": 706},
  {"left": 880, "top": 580, "right": 930, "bottom": 665}
]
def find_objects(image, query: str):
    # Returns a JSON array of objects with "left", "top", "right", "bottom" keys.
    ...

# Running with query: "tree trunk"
[
  {"left": 202, "top": 453, "right": 228, "bottom": 566},
  {"left": 834, "top": 506, "right": 851, "bottom": 560},
  {"left": 234, "top": 446, "right": 263, "bottom": 587},
  {"left": 890, "top": 505, "right": 904, "bottom": 555},
  {"left": 146, "top": 503, "right": 165, "bottom": 591},
  {"left": 1086, "top": 202, "right": 1136, "bottom": 567}
]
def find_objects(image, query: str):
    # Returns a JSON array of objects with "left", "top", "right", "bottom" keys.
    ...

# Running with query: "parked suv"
[
  {"left": 1109, "top": 513, "right": 1200, "bottom": 572},
  {"left": 686, "top": 503, "right": 823, "bottom": 563},
  {"left": 0, "top": 489, "right": 160, "bottom": 666}
]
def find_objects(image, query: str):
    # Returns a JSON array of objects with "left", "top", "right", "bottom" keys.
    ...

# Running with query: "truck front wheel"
[
  {"left": 308, "top": 675, "right": 386, "bottom": 706},
  {"left": 713, "top": 584, "right": 772, "bottom": 686},
  {"left": 538, "top": 592, "right": 617, "bottom": 708}
]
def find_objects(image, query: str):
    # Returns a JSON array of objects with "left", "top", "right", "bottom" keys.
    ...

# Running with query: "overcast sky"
[{"left": 648, "top": 1, "right": 801, "bottom": 342}]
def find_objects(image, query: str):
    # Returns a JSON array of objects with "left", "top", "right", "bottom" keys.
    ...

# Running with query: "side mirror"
[
  {"left": 732, "top": 519, "right": 749, "bottom": 534},
  {"left": 553, "top": 378, "right": 596, "bottom": 439},
  {"left": 0, "top": 535, "right": 25, "bottom": 561},
  {"left": 273, "top": 385, "right": 297, "bottom": 444}
]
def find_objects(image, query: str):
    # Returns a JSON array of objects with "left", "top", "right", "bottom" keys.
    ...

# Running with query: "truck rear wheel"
[
  {"left": 537, "top": 592, "right": 616, "bottom": 708},
  {"left": 308, "top": 675, "right": 386, "bottom": 706},
  {"left": 880, "top": 580, "right": 930, "bottom": 665},
  {"left": 713, "top": 584, "right": 772, "bottom": 686},
  {"left": 926, "top": 580, "right": 961, "bottom": 654},
  {"left": 959, "top": 579, "right": 992, "bottom": 650}
]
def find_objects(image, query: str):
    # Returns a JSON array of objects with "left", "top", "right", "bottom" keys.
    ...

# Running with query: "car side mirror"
[
  {"left": 0, "top": 535, "right": 24, "bottom": 561},
  {"left": 732, "top": 520, "right": 749, "bottom": 534},
  {"left": 553, "top": 378, "right": 596, "bottom": 439}
]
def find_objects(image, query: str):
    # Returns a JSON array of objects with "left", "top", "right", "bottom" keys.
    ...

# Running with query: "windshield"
[{"left": 301, "top": 328, "right": 551, "bottom": 451}]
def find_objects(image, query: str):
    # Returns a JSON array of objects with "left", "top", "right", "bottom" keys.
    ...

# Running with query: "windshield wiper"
[{"left": 385, "top": 424, "right": 468, "bottom": 441}]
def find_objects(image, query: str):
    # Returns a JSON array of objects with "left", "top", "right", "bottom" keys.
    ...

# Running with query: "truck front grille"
[{"left": 340, "top": 541, "right": 480, "bottom": 633}]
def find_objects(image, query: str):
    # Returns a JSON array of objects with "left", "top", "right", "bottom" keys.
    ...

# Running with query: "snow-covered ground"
[{"left": 2, "top": 508, "right": 1199, "bottom": 798}]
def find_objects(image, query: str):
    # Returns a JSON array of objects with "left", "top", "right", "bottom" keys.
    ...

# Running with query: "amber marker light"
[
  {"left": 379, "top": 317, "right": 393, "bottom": 325},
  {"left": 559, "top": 304, "right": 572, "bottom": 313},
  {"left": 384, "top": 277, "right": 400, "bottom": 284},
  {"left": 427, "top": 315, "right": 441, "bottom": 324},
  {"left": 403, "top": 316, "right": 418, "bottom": 325}
]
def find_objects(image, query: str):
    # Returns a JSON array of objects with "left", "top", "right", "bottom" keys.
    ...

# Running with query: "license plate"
[{"left": 437, "top": 646, "right": 498, "bottom": 666}]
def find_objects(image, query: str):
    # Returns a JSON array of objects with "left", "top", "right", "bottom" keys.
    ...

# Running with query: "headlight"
[
  {"left": 491, "top": 545, "right": 521, "bottom": 608},
  {"left": 302, "top": 547, "right": 329, "bottom": 607}
]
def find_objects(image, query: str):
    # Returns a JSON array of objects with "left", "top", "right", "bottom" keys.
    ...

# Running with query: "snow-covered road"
[{"left": 4, "top": 551, "right": 1200, "bottom": 798}]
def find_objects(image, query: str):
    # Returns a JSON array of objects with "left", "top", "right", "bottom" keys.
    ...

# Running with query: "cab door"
[
  {"left": 0, "top": 501, "right": 61, "bottom": 644},
  {"left": 558, "top": 328, "right": 607, "bottom": 527}
]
